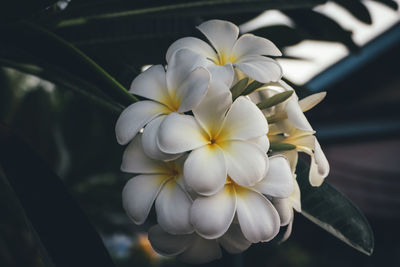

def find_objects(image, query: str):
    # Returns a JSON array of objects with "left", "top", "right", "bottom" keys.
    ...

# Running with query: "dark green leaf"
[
  {"left": 204, "top": 12, "right": 263, "bottom": 26},
  {"left": 297, "top": 160, "right": 374, "bottom": 256},
  {"left": 372, "top": 0, "right": 398, "bottom": 10},
  {"left": 0, "top": 22, "right": 137, "bottom": 106},
  {"left": 269, "top": 143, "right": 297, "bottom": 151},
  {"left": 335, "top": 0, "right": 372, "bottom": 24},
  {"left": 0, "top": 124, "right": 117, "bottom": 267},
  {"left": 0, "top": 168, "right": 56, "bottom": 267},
  {"left": 283, "top": 10, "right": 359, "bottom": 52},
  {"left": 251, "top": 25, "right": 306, "bottom": 49},
  {"left": 242, "top": 80, "right": 265, "bottom": 96},
  {"left": 257, "top": 90, "right": 294, "bottom": 110},
  {"left": 0, "top": 58, "right": 124, "bottom": 114},
  {"left": 231, "top": 77, "right": 249, "bottom": 100},
  {"left": 0, "top": 0, "right": 57, "bottom": 23},
  {"left": 53, "top": 0, "right": 326, "bottom": 27}
]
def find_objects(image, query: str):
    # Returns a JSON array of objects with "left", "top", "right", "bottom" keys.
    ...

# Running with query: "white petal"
[
  {"left": 232, "top": 34, "right": 282, "bottom": 58},
  {"left": 219, "top": 96, "right": 268, "bottom": 141},
  {"left": 191, "top": 185, "right": 236, "bottom": 239},
  {"left": 206, "top": 63, "right": 235, "bottom": 87},
  {"left": 197, "top": 19, "right": 239, "bottom": 55},
  {"left": 183, "top": 144, "right": 227, "bottom": 196},
  {"left": 166, "top": 37, "right": 217, "bottom": 63},
  {"left": 157, "top": 113, "right": 208, "bottom": 154},
  {"left": 290, "top": 180, "right": 302, "bottom": 212},
  {"left": 129, "top": 65, "right": 169, "bottom": 103},
  {"left": 280, "top": 220, "right": 294, "bottom": 243},
  {"left": 279, "top": 150, "right": 298, "bottom": 174},
  {"left": 232, "top": 68, "right": 248, "bottom": 85},
  {"left": 253, "top": 155, "right": 294, "bottom": 198},
  {"left": 234, "top": 56, "right": 282, "bottom": 83},
  {"left": 309, "top": 139, "right": 330, "bottom": 187},
  {"left": 115, "top": 100, "right": 169, "bottom": 145},
  {"left": 294, "top": 135, "right": 316, "bottom": 154},
  {"left": 141, "top": 116, "right": 182, "bottom": 161},
  {"left": 248, "top": 135, "right": 270, "bottom": 153},
  {"left": 284, "top": 94, "right": 314, "bottom": 132},
  {"left": 122, "top": 175, "right": 167, "bottom": 224},
  {"left": 166, "top": 48, "right": 208, "bottom": 92},
  {"left": 218, "top": 223, "right": 251, "bottom": 254},
  {"left": 176, "top": 67, "right": 210, "bottom": 113},
  {"left": 179, "top": 235, "right": 222, "bottom": 264},
  {"left": 173, "top": 156, "right": 187, "bottom": 188},
  {"left": 299, "top": 92, "right": 327, "bottom": 112},
  {"left": 148, "top": 225, "right": 193, "bottom": 256},
  {"left": 121, "top": 134, "right": 169, "bottom": 173},
  {"left": 236, "top": 189, "right": 280, "bottom": 243},
  {"left": 222, "top": 140, "right": 267, "bottom": 187},
  {"left": 272, "top": 197, "right": 293, "bottom": 226},
  {"left": 156, "top": 180, "right": 194, "bottom": 234},
  {"left": 193, "top": 83, "right": 232, "bottom": 137}
]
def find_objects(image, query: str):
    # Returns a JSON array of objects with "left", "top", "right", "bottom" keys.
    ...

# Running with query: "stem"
[
  {"left": 23, "top": 21, "right": 138, "bottom": 104},
  {"left": 0, "top": 58, "right": 124, "bottom": 114}
]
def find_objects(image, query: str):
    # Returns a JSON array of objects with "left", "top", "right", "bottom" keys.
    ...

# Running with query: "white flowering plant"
[
  {"left": 2, "top": 0, "right": 391, "bottom": 265},
  {"left": 115, "top": 20, "right": 373, "bottom": 264}
]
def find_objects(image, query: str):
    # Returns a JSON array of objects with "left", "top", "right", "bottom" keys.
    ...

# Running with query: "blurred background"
[{"left": 1, "top": 0, "right": 400, "bottom": 266}]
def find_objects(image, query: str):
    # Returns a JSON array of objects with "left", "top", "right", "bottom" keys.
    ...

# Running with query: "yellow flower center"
[
  {"left": 165, "top": 162, "right": 181, "bottom": 180},
  {"left": 215, "top": 52, "right": 237, "bottom": 66},
  {"left": 163, "top": 91, "right": 181, "bottom": 112},
  {"left": 224, "top": 176, "right": 247, "bottom": 197}
]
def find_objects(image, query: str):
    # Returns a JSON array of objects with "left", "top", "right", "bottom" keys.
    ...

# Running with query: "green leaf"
[
  {"left": 0, "top": 168, "right": 56, "bottom": 267},
  {"left": 231, "top": 77, "right": 249, "bottom": 100},
  {"left": 372, "top": 0, "right": 398, "bottom": 10},
  {"left": 283, "top": 9, "right": 359, "bottom": 52},
  {"left": 54, "top": 0, "right": 326, "bottom": 27},
  {"left": 0, "top": 0, "right": 57, "bottom": 23},
  {"left": 269, "top": 143, "right": 297, "bottom": 151},
  {"left": 257, "top": 90, "right": 294, "bottom": 110},
  {"left": 0, "top": 22, "right": 137, "bottom": 106},
  {"left": 296, "top": 160, "right": 374, "bottom": 256},
  {"left": 251, "top": 25, "right": 306, "bottom": 49},
  {"left": 0, "top": 58, "right": 124, "bottom": 114},
  {"left": 0, "top": 124, "right": 117, "bottom": 267},
  {"left": 335, "top": 0, "right": 372, "bottom": 25},
  {"left": 242, "top": 80, "right": 265, "bottom": 96}
]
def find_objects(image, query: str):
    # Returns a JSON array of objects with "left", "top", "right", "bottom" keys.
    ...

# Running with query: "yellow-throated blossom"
[
  {"left": 166, "top": 19, "right": 282, "bottom": 86},
  {"left": 115, "top": 19, "right": 331, "bottom": 264},
  {"left": 122, "top": 135, "right": 193, "bottom": 234},
  {"left": 190, "top": 155, "right": 294, "bottom": 242},
  {"left": 249, "top": 81, "right": 330, "bottom": 186},
  {"left": 157, "top": 84, "right": 270, "bottom": 196},
  {"left": 115, "top": 49, "right": 211, "bottom": 160}
]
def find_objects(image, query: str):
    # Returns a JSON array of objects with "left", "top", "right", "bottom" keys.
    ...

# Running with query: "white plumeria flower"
[
  {"left": 190, "top": 155, "right": 294, "bottom": 243},
  {"left": 249, "top": 81, "right": 330, "bottom": 186},
  {"left": 121, "top": 135, "right": 193, "bottom": 235},
  {"left": 157, "top": 84, "right": 270, "bottom": 196},
  {"left": 166, "top": 19, "right": 283, "bottom": 86},
  {"left": 148, "top": 223, "right": 251, "bottom": 264},
  {"left": 269, "top": 127, "right": 328, "bottom": 187},
  {"left": 115, "top": 49, "right": 211, "bottom": 160}
]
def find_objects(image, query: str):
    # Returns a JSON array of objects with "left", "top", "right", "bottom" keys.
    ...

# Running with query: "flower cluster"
[{"left": 116, "top": 20, "right": 329, "bottom": 264}]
